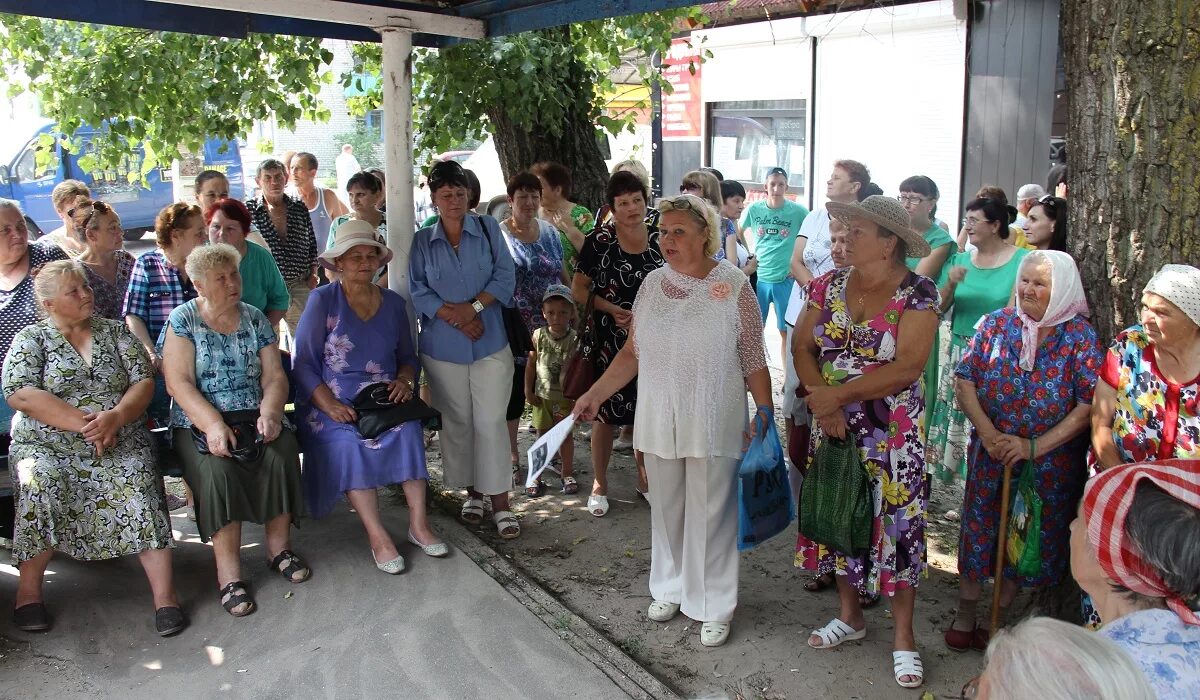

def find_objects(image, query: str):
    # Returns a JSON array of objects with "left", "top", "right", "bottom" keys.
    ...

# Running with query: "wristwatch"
[{"left": 470, "top": 298, "right": 485, "bottom": 314}]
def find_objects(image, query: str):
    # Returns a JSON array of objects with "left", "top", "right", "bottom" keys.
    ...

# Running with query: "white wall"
[
  {"left": 692, "top": 1, "right": 966, "bottom": 217},
  {"left": 809, "top": 1, "right": 967, "bottom": 218}
]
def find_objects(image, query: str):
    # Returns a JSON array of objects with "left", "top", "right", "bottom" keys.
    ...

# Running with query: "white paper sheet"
[{"left": 526, "top": 414, "right": 577, "bottom": 488}]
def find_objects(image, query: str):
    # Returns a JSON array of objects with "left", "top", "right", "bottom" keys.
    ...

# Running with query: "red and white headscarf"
[{"left": 1083, "top": 460, "right": 1200, "bottom": 625}]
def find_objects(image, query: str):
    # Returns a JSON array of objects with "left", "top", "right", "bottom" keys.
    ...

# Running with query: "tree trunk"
[
  {"left": 1062, "top": 0, "right": 1200, "bottom": 342},
  {"left": 484, "top": 29, "right": 611, "bottom": 213}
]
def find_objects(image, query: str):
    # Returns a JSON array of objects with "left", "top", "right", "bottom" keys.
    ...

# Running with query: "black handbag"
[
  {"left": 352, "top": 382, "right": 442, "bottom": 439},
  {"left": 190, "top": 409, "right": 264, "bottom": 463}
]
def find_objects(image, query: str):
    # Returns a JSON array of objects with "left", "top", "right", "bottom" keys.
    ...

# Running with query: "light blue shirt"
[
  {"left": 1100, "top": 608, "right": 1200, "bottom": 700},
  {"left": 409, "top": 214, "right": 515, "bottom": 364}
]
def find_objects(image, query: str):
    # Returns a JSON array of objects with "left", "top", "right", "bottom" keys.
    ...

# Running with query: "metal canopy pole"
[{"left": 378, "top": 22, "right": 417, "bottom": 337}]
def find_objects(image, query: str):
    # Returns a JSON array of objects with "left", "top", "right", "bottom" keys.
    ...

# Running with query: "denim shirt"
[{"left": 410, "top": 214, "right": 515, "bottom": 364}]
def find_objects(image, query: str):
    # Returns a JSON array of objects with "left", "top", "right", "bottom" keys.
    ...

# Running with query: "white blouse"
[{"left": 631, "top": 261, "right": 768, "bottom": 460}]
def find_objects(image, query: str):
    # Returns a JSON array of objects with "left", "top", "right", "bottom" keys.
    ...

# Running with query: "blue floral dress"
[
  {"left": 500, "top": 219, "right": 565, "bottom": 333},
  {"left": 292, "top": 284, "right": 427, "bottom": 519},
  {"left": 954, "top": 309, "right": 1102, "bottom": 587},
  {"left": 794, "top": 268, "right": 937, "bottom": 596},
  {"left": 1100, "top": 608, "right": 1200, "bottom": 699}
]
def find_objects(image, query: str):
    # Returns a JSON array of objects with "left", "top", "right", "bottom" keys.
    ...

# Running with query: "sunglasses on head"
[{"left": 1037, "top": 194, "right": 1058, "bottom": 212}]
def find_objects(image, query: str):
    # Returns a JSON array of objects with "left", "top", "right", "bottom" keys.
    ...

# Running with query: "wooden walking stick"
[{"left": 991, "top": 459, "right": 1014, "bottom": 634}]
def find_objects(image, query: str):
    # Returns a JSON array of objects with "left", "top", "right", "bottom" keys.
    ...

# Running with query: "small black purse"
[
  {"left": 352, "top": 382, "right": 442, "bottom": 439},
  {"left": 190, "top": 409, "right": 264, "bottom": 463}
]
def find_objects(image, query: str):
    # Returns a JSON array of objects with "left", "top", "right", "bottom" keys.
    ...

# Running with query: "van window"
[{"left": 14, "top": 146, "right": 56, "bottom": 182}]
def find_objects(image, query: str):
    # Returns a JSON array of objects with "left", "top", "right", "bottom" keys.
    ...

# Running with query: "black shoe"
[
  {"left": 155, "top": 606, "right": 187, "bottom": 636},
  {"left": 13, "top": 603, "right": 50, "bottom": 632}
]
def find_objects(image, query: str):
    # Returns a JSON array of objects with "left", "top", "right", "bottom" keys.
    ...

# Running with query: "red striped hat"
[{"left": 1083, "top": 460, "right": 1200, "bottom": 625}]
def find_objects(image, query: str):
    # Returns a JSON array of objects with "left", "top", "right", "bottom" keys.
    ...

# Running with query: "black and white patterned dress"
[{"left": 575, "top": 222, "right": 664, "bottom": 425}]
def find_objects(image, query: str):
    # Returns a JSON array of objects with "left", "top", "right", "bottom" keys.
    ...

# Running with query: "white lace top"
[{"left": 631, "top": 260, "right": 768, "bottom": 460}]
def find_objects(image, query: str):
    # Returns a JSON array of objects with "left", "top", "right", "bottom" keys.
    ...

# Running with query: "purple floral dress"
[
  {"left": 794, "top": 268, "right": 937, "bottom": 597},
  {"left": 292, "top": 283, "right": 427, "bottom": 519},
  {"left": 500, "top": 218, "right": 565, "bottom": 333}
]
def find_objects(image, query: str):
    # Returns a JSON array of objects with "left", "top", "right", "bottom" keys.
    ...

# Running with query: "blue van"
[{"left": 0, "top": 120, "right": 244, "bottom": 240}]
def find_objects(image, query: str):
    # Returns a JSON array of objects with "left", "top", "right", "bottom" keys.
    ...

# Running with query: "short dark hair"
[
  {"left": 507, "top": 171, "right": 542, "bottom": 198},
  {"left": 256, "top": 159, "right": 286, "bottom": 179},
  {"left": 530, "top": 161, "right": 572, "bottom": 198},
  {"left": 204, "top": 197, "right": 252, "bottom": 233},
  {"left": 720, "top": 180, "right": 746, "bottom": 202},
  {"left": 965, "top": 197, "right": 1012, "bottom": 239},
  {"left": 1047, "top": 164, "right": 1068, "bottom": 193},
  {"left": 346, "top": 171, "right": 382, "bottom": 194},
  {"left": 464, "top": 169, "right": 481, "bottom": 209},
  {"left": 899, "top": 175, "right": 940, "bottom": 218},
  {"left": 606, "top": 170, "right": 648, "bottom": 207},
  {"left": 193, "top": 170, "right": 228, "bottom": 195},
  {"left": 700, "top": 166, "right": 724, "bottom": 181},
  {"left": 292, "top": 152, "right": 318, "bottom": 170},
  {"left": 428, "top": 160, "right": 470, "bottom": 194},
  {"left": 1121, "top": 481, "right": 1200, "bottom": 610},
  {"left": 857, "top": 182, "right": 883, "bottom": 202}
]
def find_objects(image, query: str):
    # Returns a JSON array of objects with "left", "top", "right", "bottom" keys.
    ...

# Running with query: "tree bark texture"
[
  {"left": 485, "top": 29, "right": 611, "bottom": 213},
  {"left": 1062, "top": 0, "right": 1200, "bottom": 342}
]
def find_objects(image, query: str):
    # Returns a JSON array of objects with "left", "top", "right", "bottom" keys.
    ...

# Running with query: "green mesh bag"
[{"left": 799, "top": 436, "right": 872, "bottom": 556}]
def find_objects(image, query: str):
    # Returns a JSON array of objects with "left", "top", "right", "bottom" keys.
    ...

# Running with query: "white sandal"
[
  {"left": 700, "top": 621, "right": 731, "bottom": 647},
  {"left": 892, "top": 650, "right": 924, "bottom": 688},
  {"left": 587, "top": 494, "right": 609, "bottom": 517},
  {"left": 460, "top": 498, "right": 485, "bottom": 525},
  {"left": 647, "top": 600, "right": 680, "bottom": 622},
  {"left": 493, "top": 510, "right": 520, "bottom": 539},
  {"left": 807, "top": 618, "right": 867, "bottom": 649}
]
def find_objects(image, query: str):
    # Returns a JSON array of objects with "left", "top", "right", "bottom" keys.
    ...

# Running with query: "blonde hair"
[
  {"left": 33, "top": 259, "right": 89, "bottom": 317},
  {"left": 611, "top": 159, "right": 650, "bottom": 190},
  {"left": 681, "top": 170, "right": 722, "bottom": 208},
  {"left": 185, "top": 242, "right": 241, "bottom": 284},
  {"left": 658, "top": 194, "right": 720, "bottom": 257}
]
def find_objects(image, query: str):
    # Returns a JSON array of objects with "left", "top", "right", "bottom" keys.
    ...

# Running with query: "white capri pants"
[
  {"left": 644, "top": 453, "right": 740, "bottom": 623},
  {"left": 422, "top": 348, "right": 514, "bottom": 496}
]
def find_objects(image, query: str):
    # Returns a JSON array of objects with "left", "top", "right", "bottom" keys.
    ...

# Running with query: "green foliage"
[
  {"left": 347, "top": 9, "right": 709, "bottom": 164},
  {"left": 0, "top": 15, "right": 335, "bottom": 178},
  {"left": 332, "top": 122, "right": 383, "bottom": 170}
]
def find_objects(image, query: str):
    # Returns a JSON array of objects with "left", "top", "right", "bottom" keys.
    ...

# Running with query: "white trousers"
[
  {"left": 782, "top": 325, "right": 806, "bottom": 507},
  {"left": 644, "top": 453, "right": 740, "bottom": 623},
  {"left": 422, "top": 349, "right": 514, "bottom": 496}
]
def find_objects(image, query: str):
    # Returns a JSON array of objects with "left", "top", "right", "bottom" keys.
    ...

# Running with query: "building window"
[
  {"left": 363, "top": 109, "right": 384, "bottom": 138},
  {"left": 708, "top": 99, "right": 807, "bottom": 195}
]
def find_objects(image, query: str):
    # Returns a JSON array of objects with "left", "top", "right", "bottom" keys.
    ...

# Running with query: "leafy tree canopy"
[
  {"left": 347, "top": 9, "right": 708, "bottom": 166},
  {"left": 0, "top": 15, "right": 335, "bottom": 178}
]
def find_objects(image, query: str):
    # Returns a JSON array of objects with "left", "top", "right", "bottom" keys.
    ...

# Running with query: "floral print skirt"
[
  {"left": 11, "top": 429, "right": 172, "bottom": 563},
  {"left": 927, "top": 335, "right": 973, "bottom": 482}
]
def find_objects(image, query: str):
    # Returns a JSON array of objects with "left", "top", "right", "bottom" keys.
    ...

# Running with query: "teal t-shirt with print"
[{"left": 740, "top": 199, "right": 809, "bottom": 283}]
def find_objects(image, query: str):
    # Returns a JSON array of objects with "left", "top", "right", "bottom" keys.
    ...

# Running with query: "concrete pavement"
[{"left": 0, "top": 501, "right": 642, "bottom": 700}]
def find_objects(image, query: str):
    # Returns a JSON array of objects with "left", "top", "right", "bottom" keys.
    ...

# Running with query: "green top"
[
  {"left": 239, "top": 241, "right": 290, "bottom": 313},
  {"left": 532, "top": 326, "right": 578, "bottom": 401},
  {"left": 560, "top": 203, "right": 594, "bottom": 279},
  {"left": 940, "top": 247, "right": 1030, "bottom": 338},
  {"left": 906, "top": 222, "right": 956, "bottom": 276},
  {"left": 739, "top": 199, "right": 809, "bottom": 283}
]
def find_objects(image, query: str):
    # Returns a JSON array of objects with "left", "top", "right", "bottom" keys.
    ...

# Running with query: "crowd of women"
[{"left": 1, "top": 155, "right": 1197, "bottom": 697}]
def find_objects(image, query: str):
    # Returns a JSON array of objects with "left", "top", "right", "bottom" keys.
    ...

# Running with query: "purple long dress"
[{"left": 293, "top": 283, "right": 427, "bottom": 519}]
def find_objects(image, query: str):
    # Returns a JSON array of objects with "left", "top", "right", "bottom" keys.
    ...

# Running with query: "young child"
[{"left": 524, "top": 284, "right": 579, "bottom": 495}]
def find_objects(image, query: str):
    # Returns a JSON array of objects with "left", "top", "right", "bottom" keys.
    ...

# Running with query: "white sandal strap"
[
  {"left": 812, "top": 618, "right": 855, "bottom": 645},
  {"left": 892, "top": 650, "right": 924, "bottom": 687}
]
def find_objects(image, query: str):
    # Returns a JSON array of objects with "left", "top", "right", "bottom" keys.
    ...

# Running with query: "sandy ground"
[{"left": 423, "top": 315, "right": 985, "bottom": 700}]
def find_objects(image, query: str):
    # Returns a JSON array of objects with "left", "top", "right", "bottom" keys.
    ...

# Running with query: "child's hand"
[{"left": 525, "top": 390, "right": 541, "bottom": 407}]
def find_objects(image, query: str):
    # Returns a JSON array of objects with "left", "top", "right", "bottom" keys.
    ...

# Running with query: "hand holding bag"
[
  {"left": 1006, "top": 437, "right": 1043, "bottom": 578},
  {"left": 561, "top": 289, "right": 597, "bottom": 401},
  {"left": 799, "top": 435, "right": 872, "bottom": 556},
  {"left": 190, "top": 409, "right": 264, "bottom": 463},
  {"left": 737, "top": 414, "right": 796, "bottom": 551},
  {"left": 352, "top": 381, "right": 442, "bottom": 439}
]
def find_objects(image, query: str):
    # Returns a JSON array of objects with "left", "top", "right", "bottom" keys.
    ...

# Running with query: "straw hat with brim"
[
  {"left": 318, "top": 219, "right": 393, "bottom": 271},
  {"left": 827, "top": 195, "right": 931, "bottom": 258}
]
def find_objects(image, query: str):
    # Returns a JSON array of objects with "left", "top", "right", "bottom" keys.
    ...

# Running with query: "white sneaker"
[
  {"left": 701, "top": 621, "right": 731, "bottom": 647},
  {"left": 613, "top": 436, "right": 634, "bottom": 453},
  {"left": 647, "top": 600, "right": 680, "bottom": 622}
]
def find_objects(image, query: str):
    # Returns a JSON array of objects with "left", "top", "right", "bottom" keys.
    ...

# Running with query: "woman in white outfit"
[{"left": 574, "top": 194, "right": 773, "bottom": 647}]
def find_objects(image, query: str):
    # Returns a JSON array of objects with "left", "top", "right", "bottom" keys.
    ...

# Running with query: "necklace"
[{"left": 852, "top": 269, "right": 895, "bottom": 310}]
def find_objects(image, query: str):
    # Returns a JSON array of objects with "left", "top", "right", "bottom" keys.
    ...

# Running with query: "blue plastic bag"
[{"left": 737, "top": 415, "right": 796, "bottom": 551}]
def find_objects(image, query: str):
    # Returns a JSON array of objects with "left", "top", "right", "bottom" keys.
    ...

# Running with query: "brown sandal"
[{"left": 803, "top": 573, "right": 835, "bottom": 592}]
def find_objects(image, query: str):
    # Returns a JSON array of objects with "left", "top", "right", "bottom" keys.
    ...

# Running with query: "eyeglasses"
[
  {"left": 962, "top": 215, "right": 991, "bottom": 228},
  {"left": 679, "top": 183, "right": 701, "bottom": 193},
  {"left": 897, "top": 195, "right": 928, "bottom": 206}
]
